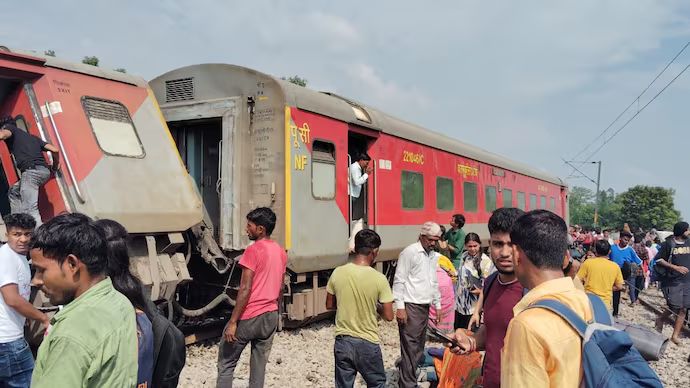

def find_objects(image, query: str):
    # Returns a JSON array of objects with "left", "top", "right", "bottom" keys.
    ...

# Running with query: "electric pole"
[{"left": 593, "top": 161, "right": 602, "bottom": 227}]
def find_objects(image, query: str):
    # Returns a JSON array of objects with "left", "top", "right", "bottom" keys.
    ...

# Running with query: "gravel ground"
[{"left": 181, "top": 287, "right": 689, "bottom": 387}]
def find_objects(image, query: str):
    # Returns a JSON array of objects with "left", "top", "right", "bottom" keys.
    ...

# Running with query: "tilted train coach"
[{"left": 150, "top": 64, "right": 568, "bottom": 327}]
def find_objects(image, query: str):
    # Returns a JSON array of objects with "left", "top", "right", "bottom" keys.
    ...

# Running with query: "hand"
[
  {"left": 396, "top": 309, "right": 408, "bottom": 325},
  {"left": 435, "top": 310, "right": 444, "bottom": 325},
  {"left": 224, "top": 322, "right": 238, "bottom": 342},
  {"left": 366, "top": 166, "right": 373, "bottom": 174},
  {"left": 470, "top": 288, "right": 481, "bottom": 296},
  {"left": 468, "top": 313, "right": 481, "bottom": 330},
  {"left": 448, "top": 329, "right": 475, "bottom": 354},
  {"left": 673, "top": 265, "right": 689, "bottom": 275}
]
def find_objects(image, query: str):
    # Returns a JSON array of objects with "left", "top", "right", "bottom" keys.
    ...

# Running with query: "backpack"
[
  {"left": 150, "top": 312, "right": 186, "bottom": 388},
  {"left": 651, "top": 239, "right": 682, "bottom": 283},
  {"left": 528, "top": 294, "right": 663, "bottom": 388}
]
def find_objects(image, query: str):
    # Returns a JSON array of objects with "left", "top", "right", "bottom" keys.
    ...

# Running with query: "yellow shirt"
[
  {"left": 501, "top": 277, "right": 592, "bottom": 388},
  {"left": 576, "top": 257, "right": 623, "bottom": 309}
]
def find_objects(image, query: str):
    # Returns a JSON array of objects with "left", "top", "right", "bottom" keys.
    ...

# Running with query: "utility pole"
[{"left": 593, "top": 161, "right": 602, "bottom": 227}]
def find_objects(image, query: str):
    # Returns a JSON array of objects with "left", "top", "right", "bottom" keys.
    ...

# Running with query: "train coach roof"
[
  {"left": 156, "top": 63, "right": 565, "bottom": 186},
  {"left": 2, "top": 47, "right": 147, "bottom": 87}
]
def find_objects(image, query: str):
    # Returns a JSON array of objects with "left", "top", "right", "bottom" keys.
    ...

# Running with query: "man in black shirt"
[
  {"left": 654, "top": 221, "right": 690, "bottom": 344},
  {"left": 0, "top": 117, "right": 59, "bottom": 225}
]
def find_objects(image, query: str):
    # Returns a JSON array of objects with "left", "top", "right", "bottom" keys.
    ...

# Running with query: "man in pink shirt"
[{"left": 217, "top": 207, "right": 287, "bottom": 388}]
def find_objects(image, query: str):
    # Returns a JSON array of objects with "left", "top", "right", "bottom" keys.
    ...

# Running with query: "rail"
[{"left": 45, "top": 101, "right": 85, "bottom": 203}]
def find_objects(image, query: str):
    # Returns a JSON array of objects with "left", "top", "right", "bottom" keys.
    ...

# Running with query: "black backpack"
[{"left": 150, "top": 312, "right": 186, "bottom": 388}]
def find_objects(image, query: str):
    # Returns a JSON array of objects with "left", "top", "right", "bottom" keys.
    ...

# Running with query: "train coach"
[
  {"left": 150, "top": 64, "right": 568, "bottom": 327},
  {"left": 0, "top": 48, "right": 202, "bottom": 338}
]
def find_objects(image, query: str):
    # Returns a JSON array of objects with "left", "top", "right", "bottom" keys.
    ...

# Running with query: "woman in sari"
[{"left": 455, "top": 233, "right": 495, "bottom": 330}]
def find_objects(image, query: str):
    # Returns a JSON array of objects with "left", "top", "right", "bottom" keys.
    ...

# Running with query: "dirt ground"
[{"left": 180, "top": 287, "right": 689, "bottom": 387}]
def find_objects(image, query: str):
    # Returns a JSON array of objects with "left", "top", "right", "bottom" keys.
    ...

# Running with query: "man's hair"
[
  {"left": 354, "top": 229, "right": 381, "bottom": 255},
  {"left": 619, "top": 231, "right": 632, "bottom": 239},
  {"left": 357, "top": 153, "right": 371, "bottom": 162},
  {"left": 0, "top": 115, "right": 16, "bottom": 130},
  {"left": 4, "top": 213, "right": 36, "bottom": 231},
  {"left": 594, "top": 239, "right": 611, "bottom": 256},
  {"left": 247, "top": 207, "right": 277, "bottom": 235},
  {"left": 488, "top": 208, "right": 525, "bottom": 235},
  {"left": 510, "top": 210, "right": 568, "bottom": 270},
  {"left": 452, "top": 214, "right": 466, "bottom": 228},
  {"left": 30, "top": 213, "right": 108, "bottom": 276},
  {"left": 673, "top": 221, "right": 689, "bottom": 237}
]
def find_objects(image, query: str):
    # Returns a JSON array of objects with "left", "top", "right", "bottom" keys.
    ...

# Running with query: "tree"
[
  {"left": 568, "top": 186, "right": 595, "bottom": 227},
  {"left": 82, "top": 56, "right": 99, "bottom": 66},
  {"left": 114, "top": 68, "right": 127, "bottom": 73},
  {"left": 44, "top": 50, "right": 56, "bottom": 57},
  {"left": 281, "top": 75, "right": 308, "bottom": 87},
  {"left": 614, "top": 186, "right": 680, "bottom": 231}
]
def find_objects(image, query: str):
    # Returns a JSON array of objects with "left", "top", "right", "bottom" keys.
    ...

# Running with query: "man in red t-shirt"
[
  {"left": 451, "top": 208, "right": 525, "bottom": 388},
  {"left": 217, "top": 207, "right": 287, "bottom": 388}
]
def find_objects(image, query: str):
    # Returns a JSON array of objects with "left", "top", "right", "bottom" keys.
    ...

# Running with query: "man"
[
  {"left": 444, "top": 214, "right": 466, "bottom": 268},
  {"left": 217, "top": 207, "right": 287, "bottom": 388},
  {"left": 393, "top": 222, "right": 442, "bottom": 388},
  {"left": 630, "top": 233, "right": 650, "bottom": 306},
  {"left": 29, "top": 213, "right": 137, "bottom": 387},
  {"left": 609, "top": 231, "right": 642, "bottom": 316},
  {"left": 326, "top": 229, "right": 394, "bottom": 388},
  {"left": 502, "top": 210, "right": 591, "bottom": 387},
  {"left": 348, "top": 153, "right": 372, "bottom": 251},
  {"left": 0, "top": 117, "right": 59, "bottom": 225},
  {"left": 0, "top": 214, "right": 49, "bottom": 387},
  {"left": 577, "top": 239, "right": 624, "bottom": 311},
  {"left": 654, "top": 221, "right": 690, "bottom": 345},
  {"left": 453, "top": 208, "right": 524, "bottom": 388},
  {"left": 603, "top": 229, "right": 614, "bottom": 246}
]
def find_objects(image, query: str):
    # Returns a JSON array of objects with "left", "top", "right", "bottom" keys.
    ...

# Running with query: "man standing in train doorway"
[
  {"left": 348, "top": 153, "right": 372, "bottom": 251},
  {"left": 0, "top": 117, "right": 59, "bottom": 226}
]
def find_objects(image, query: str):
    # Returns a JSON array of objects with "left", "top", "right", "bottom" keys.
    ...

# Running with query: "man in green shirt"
[
  {"left": 445, "top": 214, "right": 467, "bottom": 268},
  {"left": 326, "top": 229, "right": 394, "bottom": 388},
  {"left": 29, "top": 213, "right": 137, "bottom": 388}
]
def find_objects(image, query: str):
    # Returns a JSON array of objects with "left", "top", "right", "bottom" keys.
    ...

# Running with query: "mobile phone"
[{"left": 429, "top": 326, "right": 459, "bottom": 347}]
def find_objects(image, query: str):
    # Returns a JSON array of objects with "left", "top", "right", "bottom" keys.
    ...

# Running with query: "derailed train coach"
[
  {"left": 0, "top": 48, "right": 202, "bottom": 339},
  {"left": 150, "top": 64, "right": 568, "bottom": 327}
]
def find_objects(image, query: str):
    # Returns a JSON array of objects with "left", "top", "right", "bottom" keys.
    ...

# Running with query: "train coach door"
[{"left": 347, "top": 126, "right": 379, "bottom": 237}]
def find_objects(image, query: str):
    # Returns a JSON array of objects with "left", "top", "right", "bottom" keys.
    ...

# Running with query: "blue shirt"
[{"left": 609, "top": 244, "right": 642, "bottom": 268}]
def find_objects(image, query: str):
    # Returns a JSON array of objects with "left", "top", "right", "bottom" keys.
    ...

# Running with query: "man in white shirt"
[
  {"left": 393, "top": 222, "right": 442, "bottom": 388},
  {"left": 348, "top": 153, "right": 372, "bottom": 251},
  {"left": 0, "top": 213, "right": 49, "bottom": 387}
]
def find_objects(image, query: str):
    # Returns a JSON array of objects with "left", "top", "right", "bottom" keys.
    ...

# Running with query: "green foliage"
[
  {"left": 568, "top": 186, "right": 596, "bottom": 227},
  {"left": 44, "top": 50, "right": 56, "bottom": 57},
  {"left": 614, "top": 186, "right": 680, "bottom": 231},
  {"left": 114, "top": 68, "right": 127, "bottom": 73},
  {"left": 82, "top": 56, "right": 99, "bottom": 67},
  {"left": 281, "top": 75, "right": 308, "bottom": 87}
]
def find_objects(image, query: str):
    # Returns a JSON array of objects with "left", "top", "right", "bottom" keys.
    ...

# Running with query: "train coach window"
[
  {"left": 517, "top": 191, "right": 526, "bottom": 210},
  {"left": 312, "top": 140, "right": 336, "bottom": 200},
  {"left": 82, "top": 97, "right": 144, "bottom": 158},
  {"left": 436, "top": 177, "right": 454, "bottom": 211},
  {"left": 529, "top": 194, "right": 537, "bottom": 210},
  {"left": 540, "top": 195, "right": 547, "bottom": 209},
  {"left": 401, "top": 171, "right": 424, "bottom": 209},
  {"left": 463, "top": 182, "right": 478, "bottom": 212},
  {"left": 550, "top": 197, "right": 556, "bottom": 211},
  {"left": 502, "top": 189, "right": 513, "bottom": 208},
  {"left": 485, "top": 186, "right": 497, "bottom": 212}
]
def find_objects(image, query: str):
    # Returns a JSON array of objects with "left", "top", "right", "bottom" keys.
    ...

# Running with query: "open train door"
[{"left": 347, "top": 124, "right": 380, "bottom": 241}]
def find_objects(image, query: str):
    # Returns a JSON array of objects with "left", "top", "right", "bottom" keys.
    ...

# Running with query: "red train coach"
[
  {"left": 151, "top": 64, "right": 568, "bottom": 326},
  {"left": 0, "top": 48, "right": 202, "bottom": 327}
]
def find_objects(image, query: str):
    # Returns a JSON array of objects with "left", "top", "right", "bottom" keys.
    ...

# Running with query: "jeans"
[
  {"left": 0, "top": 338, "right": 34, "bottom": 388},
  {"left": 8, "top": 166, "right": 50, "bottom": 226},
  {"left": 217, "top": 311, "right": 278, "bottom": 388},
  {"left": 628, "top": 276, "right": 644, "bottom": 304},
  {"left": 334, "top": 335, "right": 386, "bottom": 388}
]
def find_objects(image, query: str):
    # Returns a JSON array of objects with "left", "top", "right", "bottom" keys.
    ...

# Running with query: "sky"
[{"left": 2, "top": 0, "right": 689, "bottom": 221}]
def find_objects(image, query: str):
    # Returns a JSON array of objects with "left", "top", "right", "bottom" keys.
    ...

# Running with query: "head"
[
  {"left": 510, "top": 210, "right": 569, "bottom": 288},
  {"left": 603, "top": 229, "right": 610, "bottom": 238},
  {"left": 439, "top": 225, "right": 447, "bottom": 241},
  {"left": 464, "top": 233, "right": 482, "bottom": 257},
  {"left": 450, "top": 214, "right": 465, "bottom": 229},
  {"left": 594, "top": 239, "right": 611, "bottom": 257},
  {"left": 30, "top": 213, "right": 108, "bottom": 306},
  {"left": 0, "top": 115, "right": 16, "bottom": 130},
  {"left": 487, "top": 208, "right": 525, "bottom": 275},
  {"left": 673, "top": 221, "right": 689, "bottom": 240},
  {"left": 246, "top": 207, "right": 277, "bottom": 240},
  {"left": 619, "top": 231, "right": 632, "bottom": 247},
  {"left": 419, "top": 222, "right": 442, "bottom": 253},
  {"left": 4, "top": 213, "right": 36, "bottom": 255},
  {"left": 354, "top": 229, "right": 382, "bottom": 264},
  {"left": 95, "top": 219, "right": 150, "bottom": 316},
  {"left": 634, "top": 233, "right": 646, "bottom": 245},
  {"left": 357, "top": 153, "right": 371, "bottom": 169},
  {"left": 645, "top": 240, "right": 652, "bottom": 248}
]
